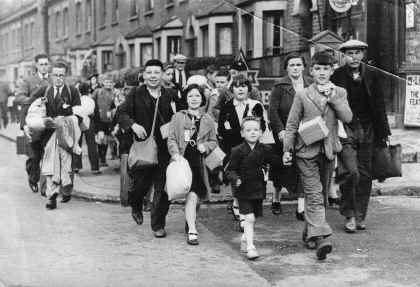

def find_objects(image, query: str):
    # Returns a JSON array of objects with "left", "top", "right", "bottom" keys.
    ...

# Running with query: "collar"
[
  {"left": 233, "top": 98, "right": 249, "bottom": 107},
  {"left": 146, "top": 86, "right": 162, "bottom": 99},
  {"left": 38, "top": 72, "right": 48, "bottom": 80}
]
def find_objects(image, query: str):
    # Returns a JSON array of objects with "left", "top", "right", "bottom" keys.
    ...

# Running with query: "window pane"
[
  {"left": 201, "top": 26, "right": 209, "bottom": 56},
  {"left": 218, "top": 26, "right": 232, "bottom": 55},
  {"left": 263, "top": 11, "right": 283, "bottom": 56}
]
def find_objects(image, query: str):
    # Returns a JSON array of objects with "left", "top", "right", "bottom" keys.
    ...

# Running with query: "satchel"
[
  {"left": 128, "top": 96, "right": 160, "bottom": 170},
  {"left": 205, "top": 146, "right": 226, "bottom": 170},
  {"left": 372, "top": 144, "right": 402, "bottom": 180}
]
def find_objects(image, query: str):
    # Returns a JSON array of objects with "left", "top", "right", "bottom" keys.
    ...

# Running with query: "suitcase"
[{"left": 16, "top": 135, "right": 29, "bottom": 155}]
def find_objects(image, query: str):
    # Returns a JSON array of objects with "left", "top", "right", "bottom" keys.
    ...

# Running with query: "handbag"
[
  {"left": 205, "top": 146, "right": 226, "bottom": 170},
  {"left": 372, "top": 144, "right": 402, "bottom": 180},
  {"left": 128, "top": 96, "right": 160, "bottom": 170}
]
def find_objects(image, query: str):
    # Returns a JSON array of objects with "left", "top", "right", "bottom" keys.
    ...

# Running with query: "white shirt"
[
  {"left": 233, "top": 99, "right": 249, "bottom": 125},
  {"left": 174, "top": 69, "right": 187, "bottom": 87},
  {"left": 54, "top": 86, "right": 63, "bottom": 98},
  {"left": 291, "top": 77, "right": 304, "bottom": 92}
]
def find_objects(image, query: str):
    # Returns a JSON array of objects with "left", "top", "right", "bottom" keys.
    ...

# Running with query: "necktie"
[
  {"left": 178, "top": 71, "right": 183, "bottom": 87},
  {"left": 55, "top": 87, "right": 60, "bottom": 99}
]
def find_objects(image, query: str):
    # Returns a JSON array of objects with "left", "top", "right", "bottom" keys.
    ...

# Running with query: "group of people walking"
[{"left": 16, "top": 38, "right": 390, "bottom": 262}]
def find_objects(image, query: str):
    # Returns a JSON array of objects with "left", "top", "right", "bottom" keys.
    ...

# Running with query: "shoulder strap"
[{"left": 149, "top": 96, "right": 160, "bottom": 137}]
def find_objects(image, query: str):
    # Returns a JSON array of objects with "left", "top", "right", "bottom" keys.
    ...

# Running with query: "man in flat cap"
[
  {"left": 172, "top": 54, "right": 189, "bottom": 97},
  {"left": 331, "top": 39, "right": 390, "bottom": 233}
]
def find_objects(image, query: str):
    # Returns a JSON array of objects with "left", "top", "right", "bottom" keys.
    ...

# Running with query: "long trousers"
[
  {"left": 296, "top": 154, "right": 334, "bottom": 240},
  {"left": 338, "top": 141, "right": 374, "bottom": 221},
  {"left": 130, "top": 164, "right": 170, "bottom": 232}
]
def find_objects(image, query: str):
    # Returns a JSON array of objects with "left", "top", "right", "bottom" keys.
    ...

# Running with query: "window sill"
[
  {"left": 99, "top": 25, "right": 106, "bottom": 30},
  {"left": 128, "top": 15, "right": 138, "bottom": 21},
  {"left": 111, "top": 21, "right": 119, "bottom": 26},
  {"left": 144, "top": 10, "right": 153, "bottom": 17},
  {"left": 165, "top": 3, "right": 174, "bottom": 9}
]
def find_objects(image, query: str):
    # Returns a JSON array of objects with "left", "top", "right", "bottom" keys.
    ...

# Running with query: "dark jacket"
[
  {"left": 227, "top": 142, "right": 281, "bottom": 199},
  {"left": 218, "top": 98, "right": 266, "bottom": 155},
  {"left": 32, "top": 84, "right": 81, "bottom": 145},
  {"left": 331, "top": 65, "right": 391, "bottom": 142},
  {"left": 118, "top": 85, "right": 174, "bottom": 163},
  {"left": 268, "top": 75, "right": 312, "bottom": 146}
]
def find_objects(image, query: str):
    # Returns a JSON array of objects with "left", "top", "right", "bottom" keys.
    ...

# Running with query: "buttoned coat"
[
  {"left": 283, "top": 84, "right": 353, "bottom": 160},
  {"left": 226, "top": 142, "right": 282, "bottom": 199},
  {"left": 167, "top": 110, "right": 218, "bottom": 198},
  {"left": 268, "top": 75, "right": 312, "bottom": 145}
]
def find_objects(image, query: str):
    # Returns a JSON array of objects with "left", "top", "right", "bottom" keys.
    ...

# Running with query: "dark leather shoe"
[
  {"left": 271, "top": 202, "right": 282, "bottom": 215},
  {"left": 296, "top": 210, "right": 305, "bottom": 221},
  {"left": 316, "top": 237, "right": 332, "bottom": 260},
  {"left": 356, "top": 221, "right": 366, "bottom": 230},
  {"left": 46, "top": 194, "right": 57, "bottom": 210},
  {"left": 61, "top": 195, "right": 71, "bottom": 203},
  {"left": 153, "top": 229, "right": 167, "bottom": 238},
  {"left": 29, "top": 182, "right": 38, "bottom": 193},
  {"left": 132, "top": 211, "right": 143, "bottom": 225},
  {"left": 344, "top": 217, "right": 356, "bottom": 233}
]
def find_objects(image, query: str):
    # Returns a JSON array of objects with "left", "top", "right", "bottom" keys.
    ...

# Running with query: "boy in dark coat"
[{"left": 226, "top": 116, "right": 281, "bottom": 260}]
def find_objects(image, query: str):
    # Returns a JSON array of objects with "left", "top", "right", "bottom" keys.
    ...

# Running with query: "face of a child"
[
  {"left": 103, "top": 80, "right": 114, "bottom": 90},
  {"left": 215, "top": 76, "right": 229, "bottom": 89},
  {"left": 232, "top": 83, "right": 249, "bottom": 101},
  {"left": 187, "top": 88, "right": 202, "bottom": 110},
  {"left": 241, "top": 120, "right": 262, "bottom": 144},
  {"left": 311, "top": 64, "right": 333, "bottom": 85},
  {"left": 286, "top": 58, "right": 305, "bottom": 79},
  {"left": 164, "top": 68, "right": 174, "bottom": 82}
]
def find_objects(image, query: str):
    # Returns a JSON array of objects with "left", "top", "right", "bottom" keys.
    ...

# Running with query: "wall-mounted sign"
[
  {"left": 329, "top": 0, "right": 352, "bottom": 13},
  {"left": 406, "top": 3, "right": 415, "bottom": 29},
  {"left": 404, "top": 75, "right": 420, "bottom": 126}
]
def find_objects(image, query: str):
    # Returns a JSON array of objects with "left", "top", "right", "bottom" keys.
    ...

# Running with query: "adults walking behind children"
[
  {"left": 331, "top": 40, "right": 391, "bottom": 233},
  {"left": 269, "top": 53, "right": 312, "bottom": 217},
  {"left": 167, "top": 84, "right": 218, "bottom": 245},
  {"left": 118, "top": 59, "right": 174, "bottom": 238},
  {"left": 283, "top": 51, "right": 352, "bottom": 260}
]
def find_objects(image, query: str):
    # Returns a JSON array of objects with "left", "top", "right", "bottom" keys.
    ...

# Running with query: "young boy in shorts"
[
  {"left": 227, "top": 116, "right": 281, "bottom": 260},
  {"left": 283, "top": 51, "right": 353, "bottom": 260}
]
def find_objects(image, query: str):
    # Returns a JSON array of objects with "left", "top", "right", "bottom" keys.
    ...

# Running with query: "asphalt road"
[{"left": 0, "top": 137, "right": 420, "bottom": 287}]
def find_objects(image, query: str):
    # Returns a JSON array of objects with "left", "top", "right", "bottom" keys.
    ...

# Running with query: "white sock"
[{"left": 297, "top": 197, "right": 305, "bottom": 213}]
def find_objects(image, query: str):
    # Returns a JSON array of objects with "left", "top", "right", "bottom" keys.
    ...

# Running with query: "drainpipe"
[{"left": 37, "top": 0, "right": 49, "bottom": 55}]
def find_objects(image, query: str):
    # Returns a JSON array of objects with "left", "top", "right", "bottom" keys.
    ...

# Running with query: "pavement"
[
  {"left": 2, "top": 122, "right": 420, "bottom": 203},
  {"left": 1, "top": 136, "right": 420, "bottom": 287}
]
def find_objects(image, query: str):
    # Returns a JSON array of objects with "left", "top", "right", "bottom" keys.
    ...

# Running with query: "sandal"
[{"left": 187, "top": 233, "right": 199, "bottom": 245}]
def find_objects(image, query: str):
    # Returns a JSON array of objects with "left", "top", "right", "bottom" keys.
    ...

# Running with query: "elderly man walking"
[
  {"left": 331, "top": 40, "right": 391, "bottom": 233},
  {"left": 118, "top": 59, "right": 174, "bottom": 238}
]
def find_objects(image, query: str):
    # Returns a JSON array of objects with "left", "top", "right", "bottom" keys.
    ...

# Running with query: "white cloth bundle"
[
  {"left": 26, "top": 97, "right": 47, "bottom": 131},
  {"left": 165, "top": 157, "right": 192, "bottom": 201}
]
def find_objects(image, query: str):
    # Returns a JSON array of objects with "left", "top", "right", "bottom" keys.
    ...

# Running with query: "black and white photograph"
[{"left": 0, "top": 0, "right": 417, "bottom": 286}]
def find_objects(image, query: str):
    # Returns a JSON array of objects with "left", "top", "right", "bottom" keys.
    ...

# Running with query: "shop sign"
[
  {"left": 329, "top": 0, "right": 358, "bottom": 13},
  {"left": 404, "top": 75, "right": 420, "bottom": 126}
]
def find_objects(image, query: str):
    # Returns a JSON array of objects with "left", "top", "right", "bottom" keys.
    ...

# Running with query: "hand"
[
  {"left": 236, "top": 178, "right": 242, "bottom": 187},
  {"left": 282, "top": 152, "right": 293, "bottom": 166},
  {"left": 278, "top": 130, "right": 286, "bottom": 141},
  {"left": 197, "top": 144, "right": 206, "bottom": 154},
  {"left": 23, "top": 125, "right": 32, "bottom": 141},
  {"left": 172, "top": 153, "right": 182, "bottom": 162},
  {"left": 131, "top": 123, "right": 147, "bottom": 139}
]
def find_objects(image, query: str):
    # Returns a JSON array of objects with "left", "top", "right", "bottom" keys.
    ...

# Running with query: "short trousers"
[{"left": 238, "top": 198, "right": 263, "bottom": 217}]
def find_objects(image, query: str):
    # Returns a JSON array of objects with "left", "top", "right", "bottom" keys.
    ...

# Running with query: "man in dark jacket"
[
  {"left": 31, "top": 62, "right": 81, "bottom": 209},
  {"left": 331, "top": 40, "right": 391, "bottom": 233},
  {"left": 118, "top": 59, "right": 174, "bottom": 238},
  {"left": 16, "top": 54, "right": 51, "bottom": 194}
]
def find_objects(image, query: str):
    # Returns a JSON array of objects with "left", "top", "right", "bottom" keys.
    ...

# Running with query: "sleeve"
[
  {"left": 226, "top": 147, "right": 241, "bottom": 185},
  {"left": 118, "top": 88, "right": 136, "bottom": 130},
  {"left": 268, "top": 86, "right": 284, "bottom": 138},
  {"left": 283, "top": 92, "right": 304, "bottom": 153},
  {"left": 217, "top": 104, "right": 227, "bottom": 138},
  {"left": 263, "top": 144, "right": 282, "bottom": 166},
  {"left": 252, "top": 102, "right": 266, "bottom": 132},
  {"left": 167, "top": 113, "right": 180, "bottom": 157},
  {"left": 20, "top": 86, "right": 47, "bottom": 129},
  {"left": 328, "top": 87, "right": 353, "bottom": 123},
  {"left": 202, "top": 118, "right": 218, "bottom": 153}
]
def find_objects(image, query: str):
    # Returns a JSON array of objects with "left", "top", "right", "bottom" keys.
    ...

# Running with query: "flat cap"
[
  {"left": 339, "top": 39, "right": 368, "bottom": 51},
  {"left": 173, "top": 54, "right": 187, "bottom": 62}
]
